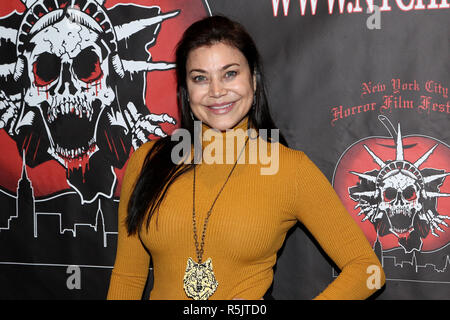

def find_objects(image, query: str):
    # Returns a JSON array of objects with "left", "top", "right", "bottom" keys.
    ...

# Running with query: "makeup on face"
[{"left": 186, "top": 42, "right": 255, "bottom": 131}]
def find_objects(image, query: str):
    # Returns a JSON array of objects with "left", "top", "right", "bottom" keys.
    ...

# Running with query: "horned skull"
[
  {"left": 348, "top": 118, "right": 450, "bottom": 253},
  {"left": 23, "top": 16, "right": 114, "bottom": 168},
  {"left": 376, "top": 164, "right": 423, "bottom": 236},
  {"left": 0, "top": 0, "right": 180, "bottom": 202}
]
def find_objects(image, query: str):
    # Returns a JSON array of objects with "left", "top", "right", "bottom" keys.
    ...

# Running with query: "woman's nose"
[{"left": 209, "top": 78, "right": 226, "bottom": 97}]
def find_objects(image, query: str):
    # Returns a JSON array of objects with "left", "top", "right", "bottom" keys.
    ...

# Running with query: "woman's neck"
[{"left": 196, "top": 116, "right": 251, "bottom": 164}]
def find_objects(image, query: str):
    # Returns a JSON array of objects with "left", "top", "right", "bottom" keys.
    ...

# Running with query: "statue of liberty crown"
[{"left": 14, "top": 0, "right": 123, "bottom": 80}]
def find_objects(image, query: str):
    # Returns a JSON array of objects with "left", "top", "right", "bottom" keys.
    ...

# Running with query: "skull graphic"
[
  {"left": 0, "top": 0, "right": 179, "bottom": 202},
  {"left": 348, "top": 117, "right": 450, "bottom": 253},
  {"left": 376, "top": 161, "right": 423, "bottom": 235},
  {"left": 23, "top": 16, "right": 115, "bottom": 170}
]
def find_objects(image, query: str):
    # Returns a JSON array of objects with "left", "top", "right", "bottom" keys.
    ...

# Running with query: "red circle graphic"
[
  {"left": 333, "top": 134, "right": 450, "bottom": 252},
  {"left": 0, "top": 0, "right": 208, "bottom": 198}
]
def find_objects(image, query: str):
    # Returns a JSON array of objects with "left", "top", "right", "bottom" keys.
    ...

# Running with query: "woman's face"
[{"left": 186, "top": 42, "right": 256, "bottom": 131}]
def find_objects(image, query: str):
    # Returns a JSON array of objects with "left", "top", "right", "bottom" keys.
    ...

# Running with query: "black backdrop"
[
  {"left": 0, "top": 0, "right": 449, "bottom": 299},
  {"left": 208, "top": 1, "right": 450, "bottom": 300}
]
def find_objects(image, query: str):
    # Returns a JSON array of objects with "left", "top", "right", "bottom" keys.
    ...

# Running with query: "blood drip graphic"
[
  {"left": 0, "top": 0, "right": 208, "bottom": 201},
  {"left": 64, "top": 144, "right": 97, "bottom": 183}
]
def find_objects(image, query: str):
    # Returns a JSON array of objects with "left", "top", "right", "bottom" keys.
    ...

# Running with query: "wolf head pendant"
[{"left": 183, "top": 257, "right": 218, "bottom": 300}]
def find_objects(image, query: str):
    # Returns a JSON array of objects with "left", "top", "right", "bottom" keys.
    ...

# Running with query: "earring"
[{"left": 190, "top": 110, "right": 195, "bottom": 120}]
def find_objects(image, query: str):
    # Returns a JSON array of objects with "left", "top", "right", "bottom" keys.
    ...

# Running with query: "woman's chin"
[{"left": 202, "top": 116, "right": 246, "bottom": 131}]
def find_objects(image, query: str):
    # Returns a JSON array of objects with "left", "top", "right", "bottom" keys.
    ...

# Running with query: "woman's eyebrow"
[
  {"left": 189, "top": 68, "right": 206, "bottom": 74},
  {"left": 188, "top": 63, "right": 241, "bottom": 75},
  {"left": 222, "top": 63, "right": 240, "bottom": 70}
]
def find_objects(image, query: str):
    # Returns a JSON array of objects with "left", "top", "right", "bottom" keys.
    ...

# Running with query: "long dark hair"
[{"left": 126, "top": 15, "right": 288, "bottom": 235}]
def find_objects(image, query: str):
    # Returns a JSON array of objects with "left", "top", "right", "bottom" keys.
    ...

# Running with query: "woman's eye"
[
  {"left": 225, "top": 70, "right": 237, "bottom": 78},
  {"left": 192, "top": 75, "right": 207, "bottom": 82}
]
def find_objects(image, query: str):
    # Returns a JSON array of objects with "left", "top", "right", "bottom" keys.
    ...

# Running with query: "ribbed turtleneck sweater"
[{"left": 107, "top": 117, "right": 384, "bottom": 300}]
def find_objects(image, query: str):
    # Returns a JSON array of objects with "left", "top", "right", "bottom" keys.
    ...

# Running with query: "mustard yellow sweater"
[{"left": 107, "top": 117, "right": 384, "bottom": 300}]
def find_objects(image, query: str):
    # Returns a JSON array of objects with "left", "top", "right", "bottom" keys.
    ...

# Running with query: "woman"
[{"left": 107, "top": 15, "right": 385, "bottom": 300}]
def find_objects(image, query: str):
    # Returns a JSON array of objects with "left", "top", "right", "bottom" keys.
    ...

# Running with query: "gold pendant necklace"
[
  {"left": 183, "top": 257, "right": 218, "bottom": 300},
  {"left": 183, "top": 136, "right": 249, "bottom": 300}
]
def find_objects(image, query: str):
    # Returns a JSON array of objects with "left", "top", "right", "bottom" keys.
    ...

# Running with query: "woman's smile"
[{"left": 207, "top": 101, "right": 236, "bottom": 114}]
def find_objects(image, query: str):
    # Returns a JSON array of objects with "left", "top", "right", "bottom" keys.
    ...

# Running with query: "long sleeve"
[
  {"left": 107, "top": 141, "right": 155, "bottom": 300},
  {"left": 293, "top": 152, "right": 385, "bottom": 299}
]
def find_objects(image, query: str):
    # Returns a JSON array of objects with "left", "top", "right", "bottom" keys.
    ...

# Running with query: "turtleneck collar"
[{"left": 197, "top": 116, "right": 252, "bottom": 163}]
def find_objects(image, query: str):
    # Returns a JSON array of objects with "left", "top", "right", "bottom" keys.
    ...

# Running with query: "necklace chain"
[{"left": 192, "top": 137, "right": 249, "bottom": 263}]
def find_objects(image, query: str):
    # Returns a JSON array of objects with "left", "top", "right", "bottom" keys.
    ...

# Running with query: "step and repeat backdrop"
[{"left": 0, "top": 0, "right": 448, "bottom": 299}]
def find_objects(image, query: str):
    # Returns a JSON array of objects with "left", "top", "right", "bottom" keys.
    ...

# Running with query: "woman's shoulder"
[
  {"left": 126, "top": 139, "right": 160, "bottom": 169},
  {"left": 277, "top": 141, "right": 306, "bottom": 164},
  {"left": 134, "top": 139, "right": 158, "bottom": 156},
  {"left": 254, "top": 139, "right": 307, "bottom": 176}
]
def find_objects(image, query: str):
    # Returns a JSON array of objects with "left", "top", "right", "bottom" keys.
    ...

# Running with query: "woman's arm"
[
  {"left": 107, "top": 142, "right": 155, "bottom": 300},
  {"left": 293, "top": 152, "right": 385, "bottom": 299}
]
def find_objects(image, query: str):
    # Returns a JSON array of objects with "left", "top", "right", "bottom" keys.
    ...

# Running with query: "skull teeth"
[
  {"left": 47, "top": 103, "right": 93, "bottom": 123},
  {"left": 392, "top": 226, "right": 409, "bottom": 234},
  {"left": 55, "top": 139, "right": 96, "bottom": 159},
  {"left": 388, "top": 206, "right": 414, "bottom": 217}
]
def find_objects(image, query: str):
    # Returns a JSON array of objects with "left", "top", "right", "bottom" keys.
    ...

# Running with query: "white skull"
[
  {"left": 22, "top": 16, "right": 115, "bottom": 167},
  {"left": 378, "top": 169, "right": 423, "bottom": 234}
]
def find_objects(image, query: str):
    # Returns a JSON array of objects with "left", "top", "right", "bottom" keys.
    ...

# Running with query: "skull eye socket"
[
  {"left": 403, "top": 186, "right": 417, "bottom": 201},
  {"left": 383, "top": 186, "right": 417, "bottom": 202},
  {"left": 33, "top": 52, "right": 61, "bottom": 87},
  {"left": 72, "top": 47, "right": 103, "bottom": 83},
  {"left": 383, "top": 187, "right": 397, "bottom": 202}
]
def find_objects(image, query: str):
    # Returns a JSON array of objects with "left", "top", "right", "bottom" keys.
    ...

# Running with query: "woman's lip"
[
  {"left": 206, "top": 101, "right": 236, "bottom": 114},
  {"left": 207, "top": 101, "right": 235, "bottom": 108}
]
